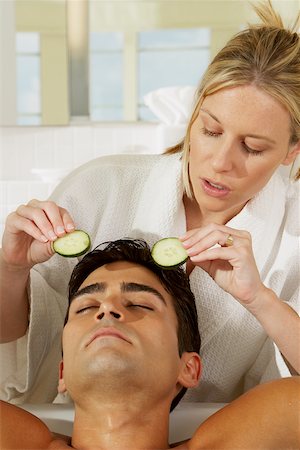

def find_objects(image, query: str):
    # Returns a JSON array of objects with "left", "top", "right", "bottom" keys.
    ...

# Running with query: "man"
[{"left": 1, "top": 239, "right": 299, "bottom": 449}]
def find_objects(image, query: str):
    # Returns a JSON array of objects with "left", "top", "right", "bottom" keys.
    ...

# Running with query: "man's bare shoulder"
[
  {"left": 48, "top": 435, "right": 72, "bottom": 449},
  {"left": 177, "top": 377, "right": 300, "bottom": 450},
  {"left": 0, "top": 400, "right": 73, "bottom": 449},
  {"left": 0, "top": 400, "right": 53, "bottom": 449}
]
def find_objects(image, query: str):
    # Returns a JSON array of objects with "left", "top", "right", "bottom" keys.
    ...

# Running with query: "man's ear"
[
  {"left": 57, "top": 360, "right": 67, "bottom": 394},
  {"left": 177, "top": 352, "right": 202, "bottom": 389},
  {"left": 282, "top": 140, "right": 300, "bottom": 166}
]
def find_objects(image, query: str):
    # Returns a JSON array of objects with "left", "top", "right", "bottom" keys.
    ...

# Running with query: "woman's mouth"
[{"left": 201, "top": 179, "right": 231, "bottom": 198}]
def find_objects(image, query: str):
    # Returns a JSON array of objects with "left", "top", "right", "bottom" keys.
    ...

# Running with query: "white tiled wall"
[
  {"left": 0, "top": 122, "right": 186, "bottom": 237},
  {"left": 1, "top": 123, "right": 298, "bottom": 239}
]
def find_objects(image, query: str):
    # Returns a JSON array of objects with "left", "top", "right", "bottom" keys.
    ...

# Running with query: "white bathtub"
[{"left": 20, "top": 402, "right": 226, "bottom": 443}]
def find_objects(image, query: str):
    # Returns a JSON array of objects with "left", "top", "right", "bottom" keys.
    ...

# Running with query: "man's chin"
[
  {"left": 67, "top": 361, "right": 141, "bottom": 403},
  {"left": 74, "top": 354, "right": 139, "bottom": 388}
]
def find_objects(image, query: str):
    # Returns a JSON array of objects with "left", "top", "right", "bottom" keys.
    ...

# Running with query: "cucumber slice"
[
  {"left": 51, "top": 230, "right": 91, "bottom": 257},
  {"left": 151, "top": 237, "right": 188, "bottom": 268}
]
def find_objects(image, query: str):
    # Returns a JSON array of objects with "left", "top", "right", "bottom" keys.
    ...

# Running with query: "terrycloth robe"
[{"left": 0, "top": 152, "right": 299, "bottom": 403}]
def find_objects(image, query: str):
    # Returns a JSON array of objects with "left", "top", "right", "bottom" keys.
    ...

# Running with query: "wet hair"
[
  {"left": 166, "top": 0, "right": 300, "bottom": 195},
  {"left": 67, "top": 238, "right": 201, "bottom": 411}
]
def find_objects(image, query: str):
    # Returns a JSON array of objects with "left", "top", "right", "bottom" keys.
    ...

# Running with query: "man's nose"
[{"left": 94, "top": 297, "right": 124, "bottom": 321}]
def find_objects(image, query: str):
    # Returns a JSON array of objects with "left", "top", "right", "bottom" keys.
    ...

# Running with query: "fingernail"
[
  {"left": 40, "top": 235, "right": 49, "bottom": 243},
  {"left": 57, "top": 226, "right": 65, "bottom": 235},
  {"left": 66, "top": 223, "right": 75, "bottom": 231},
  {"left": 48, "top": 230, "right": 57, "bottom": 240}
]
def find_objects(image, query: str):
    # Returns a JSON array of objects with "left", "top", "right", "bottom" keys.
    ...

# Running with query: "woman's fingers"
[
  {"left": 60, "top": 208, "right": 75, "bottom": 233},
  {"left": 180, "top": 224, "right": 251, "bottom": 257},
  {"left": 189, "top": 245, "right": 238, "bottom": 263},
  {"left": 16, "top": 200, "right": 75, "bottom": 241},
  {"left": 180, "top": 223, "right": 247, "bottom": 247},
  {"left": 2, "top": 199, "right": 75, "bottom": 269},
  {"left": 7, "top": 213, "right": 49, "bottom": 243},
  {"left": 181, "top": 225, "right": 263, "bottom": 305}
]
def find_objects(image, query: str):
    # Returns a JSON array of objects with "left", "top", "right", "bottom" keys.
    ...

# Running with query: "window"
[
  {"left": 16, "top": 32, "right": 41, "bottom": 125},
  {"left": 138, "top": 28, "right": 210, "bottom": 120},
  {"left": 88, "top": 28, "right": 210, "bottom": 122},
  {"left": 89, "top": 32, "right": 124, "bottom": 121}
]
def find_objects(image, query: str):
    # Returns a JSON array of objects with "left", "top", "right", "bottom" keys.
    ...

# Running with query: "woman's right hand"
[{"left": 1, "top": 199, "right": 75, "bottom": 270}]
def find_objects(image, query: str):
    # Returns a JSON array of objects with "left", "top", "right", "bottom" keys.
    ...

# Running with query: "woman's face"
[{"left": 189, "top": 84, "right": 299, "bottom": 219}]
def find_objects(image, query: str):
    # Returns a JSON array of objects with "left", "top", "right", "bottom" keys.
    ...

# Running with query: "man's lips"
[{"left": 86, "top": 327, "right": 132, "bottom": 347}]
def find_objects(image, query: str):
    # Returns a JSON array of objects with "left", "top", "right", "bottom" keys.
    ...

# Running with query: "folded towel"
[{"left": 143, "top": 86, "right": 197, "bottom": 125}]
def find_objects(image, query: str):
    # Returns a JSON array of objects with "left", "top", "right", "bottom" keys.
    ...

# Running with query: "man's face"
[{"left": 61, "top": 261, "right": 188, "bottom": 404}]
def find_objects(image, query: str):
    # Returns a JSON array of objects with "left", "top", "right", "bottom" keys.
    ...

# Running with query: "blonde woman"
[{"left": 0, "top": 1, "right": 299, "bottom": 404}]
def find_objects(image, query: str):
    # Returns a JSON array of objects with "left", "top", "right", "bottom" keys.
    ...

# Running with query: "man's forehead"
[{"left": 79, "top": 261, "right": 169, "bottom": 297}]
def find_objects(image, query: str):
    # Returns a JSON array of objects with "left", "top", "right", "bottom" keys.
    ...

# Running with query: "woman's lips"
[{"left": 201, "top": 178, "right": 231, "bottom": 198}]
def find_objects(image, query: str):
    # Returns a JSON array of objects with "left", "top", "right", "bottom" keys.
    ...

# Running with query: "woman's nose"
[
  {"left": 95, "top": 298, "right": 124, "bottom": 321},
  {"left": 211, "top": 140, "right": 235, "bottom": 173}
]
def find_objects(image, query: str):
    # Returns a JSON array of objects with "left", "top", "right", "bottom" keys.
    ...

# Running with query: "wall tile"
[
  {"left": 7, "top": 182, "right": 28, "bottom": 204},
  {"left": 34, "top": 129, "right": 56, "bottom": 169},
  {"left": 0, "top": 122, "right": 164, "bottom": 237},
  {"left": 131, "top": 123, "right": 160, "bottom": 154},
  {"left": 92, "top": 126, "right": 115, "bottom": 157},
  {"left": 73, "top": 127, "right": 95, "bottom": 166},
  {"left": 53, "top": 128, "right": 75, "bottom": 169}
]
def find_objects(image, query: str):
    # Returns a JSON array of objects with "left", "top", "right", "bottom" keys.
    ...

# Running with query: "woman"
[{"left": 0, "top": 1, "right": 299, "bottom": 403}]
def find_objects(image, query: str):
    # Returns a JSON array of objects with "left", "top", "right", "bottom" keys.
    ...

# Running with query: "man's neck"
[{"left": 71, "top": 398, "right": 171, "bottom": 449}]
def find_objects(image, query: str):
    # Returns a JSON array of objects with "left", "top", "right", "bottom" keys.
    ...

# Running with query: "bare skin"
[
  {"left": 0, "top": 201, "right": 74, "bottom": 342},
  {"left": 1, "top": 85, "right": 300, "bottom": 372},
  {"left": 179, "top": 85, "right": 300, "bottom": 372},
  {"left": 1, "top": 262, "right": 299, "bottom": 449},
  {"left": 1, "top": 377, "right": 299, "bottom": 449}
]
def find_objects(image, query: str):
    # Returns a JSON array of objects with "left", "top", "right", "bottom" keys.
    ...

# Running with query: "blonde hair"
[{"left": 167, "top": 0, "right": 300, "bottom": 197}]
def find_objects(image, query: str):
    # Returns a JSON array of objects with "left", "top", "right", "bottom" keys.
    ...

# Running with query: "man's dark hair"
[{"left": 67, "top": 238, "right": 201, "bottom": 411}]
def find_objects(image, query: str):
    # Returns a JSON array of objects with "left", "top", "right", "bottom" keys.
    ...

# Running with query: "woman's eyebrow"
[
  {"left": 200, "top": 107, "right": 276, "bottom": 144},
  {"left": 200, "top": 107, "right": 221, "bottom": 123},
  {"left": 70, "top": 282, "right": 107, "bottom": 302},
  {"left": 121, "top": 282, "right": 167, "bottom": 306}
]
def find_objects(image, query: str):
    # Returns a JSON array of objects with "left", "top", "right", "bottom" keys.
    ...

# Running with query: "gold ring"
[{"left": 224, "top": 234, "right": 234, "bottom": 247}]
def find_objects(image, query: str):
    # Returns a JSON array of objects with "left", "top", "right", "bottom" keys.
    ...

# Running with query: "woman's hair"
[
  {"left": 67, "top": 238, "right": 201, "bottom": 411},
  {"left": 166, "top": 0, "right": 300, "bottom": 197}
]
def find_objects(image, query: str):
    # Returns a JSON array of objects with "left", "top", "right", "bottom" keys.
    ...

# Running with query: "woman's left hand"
[{"left": 180, "top": 223, "right": 266, "bottom": 309}]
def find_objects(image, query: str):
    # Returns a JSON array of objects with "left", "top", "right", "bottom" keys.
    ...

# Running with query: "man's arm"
[
  {"left": 188, "top": 377, "right": 300, "bottom": 450},
  {"left": 0, "top": 400, "right": 53, "bottom": 449}
]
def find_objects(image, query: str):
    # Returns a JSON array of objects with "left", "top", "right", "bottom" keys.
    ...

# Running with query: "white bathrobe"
[{"left": 1, "top": 152, "right": 299, "bottom": 404}]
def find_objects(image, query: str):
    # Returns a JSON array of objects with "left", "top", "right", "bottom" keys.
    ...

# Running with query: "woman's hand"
[
  {"left": 180, "top": 223, "right": 266, "bottom": 310},
  {"left": 1, "top": 199, "right": 75, "bottom": 270}
]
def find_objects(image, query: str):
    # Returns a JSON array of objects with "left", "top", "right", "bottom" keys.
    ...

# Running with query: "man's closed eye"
[
  {"left": 76, "top": 305, "right": 98, "bottom": 314},
  {"left": 127, "top": 303, "right": 154, "bottom": 311}
]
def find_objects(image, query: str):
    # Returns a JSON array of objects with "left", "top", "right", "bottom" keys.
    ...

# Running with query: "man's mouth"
[{"left": 86, "top": 327, "right": 132, "bottom": 347}]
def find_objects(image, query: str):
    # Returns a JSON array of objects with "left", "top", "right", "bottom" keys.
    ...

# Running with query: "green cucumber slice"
[
  {"left": 52, "top": 230, "right": 91, "bottom": 257},
  {"left": 151, "top": 237, "right": 188, "bottom": 268}
]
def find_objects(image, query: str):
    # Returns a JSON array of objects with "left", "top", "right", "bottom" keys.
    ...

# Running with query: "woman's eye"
[
  {"left": 76, "top": 306, "right": 98, "bottom": 314},
  {"left": 242, "top": 142, "right": 263, "bottom": 156},
  {"left": 128, "top": 304, "right": 154, "bottom": 311},
  {"left": 201, "top": 127, "right": 222, "bottom": 138}
]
